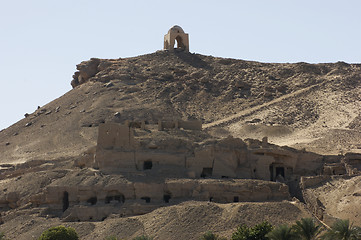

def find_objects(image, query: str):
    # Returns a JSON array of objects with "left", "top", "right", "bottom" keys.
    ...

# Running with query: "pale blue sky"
[{"left": 1, "top": 0, "right": 360, "bottom": 130}]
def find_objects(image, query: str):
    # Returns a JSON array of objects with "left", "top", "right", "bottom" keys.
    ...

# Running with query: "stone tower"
[{"left": 164, "top": 25, "right": 189, "bottom": 52}]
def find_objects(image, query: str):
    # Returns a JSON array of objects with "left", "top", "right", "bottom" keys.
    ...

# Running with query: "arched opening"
[
  {"left": 62, "top": 191, "right": 69, "bottom": 212},
  {"left": 175, "top": 36, "right": 185, "bottom": 49}
]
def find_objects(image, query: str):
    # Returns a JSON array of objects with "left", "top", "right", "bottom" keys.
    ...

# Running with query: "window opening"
[
  {"left": 87, "top": 197, "right": 97, "bottom": 205},
  {"left": 163, "top": 194, "right": 171, "bottom": 203},
  {"left": 141, "top": 197, "right": 151, "bottom": 203},
  {"left": 143, "top": 160, "right": 153, "bottom": 170},
  {"left": 105, "top": 192, "right": 125, "bottom": 204},
  {"left": 201, "top": 168, "right": 213, "bottom": 178}
]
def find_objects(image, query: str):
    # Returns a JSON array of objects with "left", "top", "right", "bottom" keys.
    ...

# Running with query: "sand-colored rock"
[
  {"left": 301, "top": 175, "right": 361, "bottom": 226},
  {"left": 0, "top": 49, "right": 361, "bottom": 238}
]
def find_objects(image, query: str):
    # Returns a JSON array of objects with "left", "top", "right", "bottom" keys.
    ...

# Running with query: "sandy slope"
[
  {"left": 303, "top": 175, "right": 361, "bottom": 226},
  {"left": 1, "top": 51, "right": 360, "bottom": 163},
  {"left": 226, "top": 85, "right": 361, "bottom": 155},
  {"left": 0, "top": 200, "right": 311, "bottom": 240}
]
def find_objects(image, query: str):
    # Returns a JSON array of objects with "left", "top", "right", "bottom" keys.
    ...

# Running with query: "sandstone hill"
[
  {"left": 1, "top": 51, "right": 360, "bottom": 164},
  {"left": 0, "top": 50, "right": 360, "bottom": 239}
]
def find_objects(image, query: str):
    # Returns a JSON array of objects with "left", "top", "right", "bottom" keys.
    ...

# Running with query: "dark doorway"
[
  {"left": 201, "top": 168, "right": 213, "bottom": 178},
  {"left": 269, "top": 165, "right": 274, "bottom": 181},
  {"left": 233, "top": 196, "right": 239, "bottom": 202},
  {"left": 105, "top": 192, "right": 125, "bottom": 204},
  {"left": 87, "top": 197, "right": 97, "bottom": 205},
  {"left": 62, "top": 191, "right": 69, "bottom": 212},
  {"left": 175, "top": 36, "right": 185, "bottom": 49},
  {"left": 270, "top": 165, "right": 286, "bottom": 181},
  {"left": 276, "top": 167, "right": 285, "bottom": 178},
  {"left": 141, "top": 197, "right": 151, "bottom": 203},
  {"left": 163, "top": 194, "right": 171, "bottom": 203},
  {"left": 143, "top": 160, "right": 153, "bottom": 170}
]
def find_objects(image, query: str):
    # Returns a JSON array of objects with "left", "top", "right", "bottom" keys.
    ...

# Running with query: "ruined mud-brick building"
[
  {"left": 27, "top": 118, "right": 350, "bottom": 222},
  {"left": 88, "top": 121, "right": 325, "bottom": 180}
]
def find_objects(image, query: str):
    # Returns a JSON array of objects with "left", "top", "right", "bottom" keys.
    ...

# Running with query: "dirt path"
[{"left": 203, "top": 84, "right": 320, "bottom": 129}]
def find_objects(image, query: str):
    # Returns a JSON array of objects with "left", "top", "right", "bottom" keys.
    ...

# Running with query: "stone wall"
[
  {"left": 323, "top": 163, "right": 346, "bottom": 175},
  {"left": 91, "top": 123, "right": 325, "bottom": 179},
  {"left": 97, "top": 123, "right": 135, "bottom": 150},
  {"left": 300, "top": 175, "right": 331, "bottom": 189},
  {"left": 34, "top": 179, "right": 290, "bottom": 221},
  {"left": 158, "top": 120, "right": 202, "bottom": 131}
]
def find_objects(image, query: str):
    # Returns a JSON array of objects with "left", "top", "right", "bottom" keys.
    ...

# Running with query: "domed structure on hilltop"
[{"left": 164, "top": 25, "right": 189, "bottom": 51}]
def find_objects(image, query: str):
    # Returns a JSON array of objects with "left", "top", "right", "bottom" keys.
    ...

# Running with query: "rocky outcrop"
[
  {"left": 71, "top": 58, "right": 101, "bottom": 88},
  {"left": 0, "top": 192, "right": 19, "bottom": 209}
]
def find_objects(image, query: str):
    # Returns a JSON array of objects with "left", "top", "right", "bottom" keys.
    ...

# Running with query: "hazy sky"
[{"left": 1, "top": 0, "right": 360, "bottom": 130}]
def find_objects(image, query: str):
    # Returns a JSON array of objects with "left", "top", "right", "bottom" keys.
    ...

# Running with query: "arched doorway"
[
  {"left": 164, "top": 25, "right": 189, "bottom": 51},
  {"left": 175, "top": 36, "right": 185, "bottom": 49}
]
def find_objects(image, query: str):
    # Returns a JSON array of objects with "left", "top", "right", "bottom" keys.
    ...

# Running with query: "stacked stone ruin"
[{"left": 26, "top": 120, "right": 354, "bottom": 222}]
